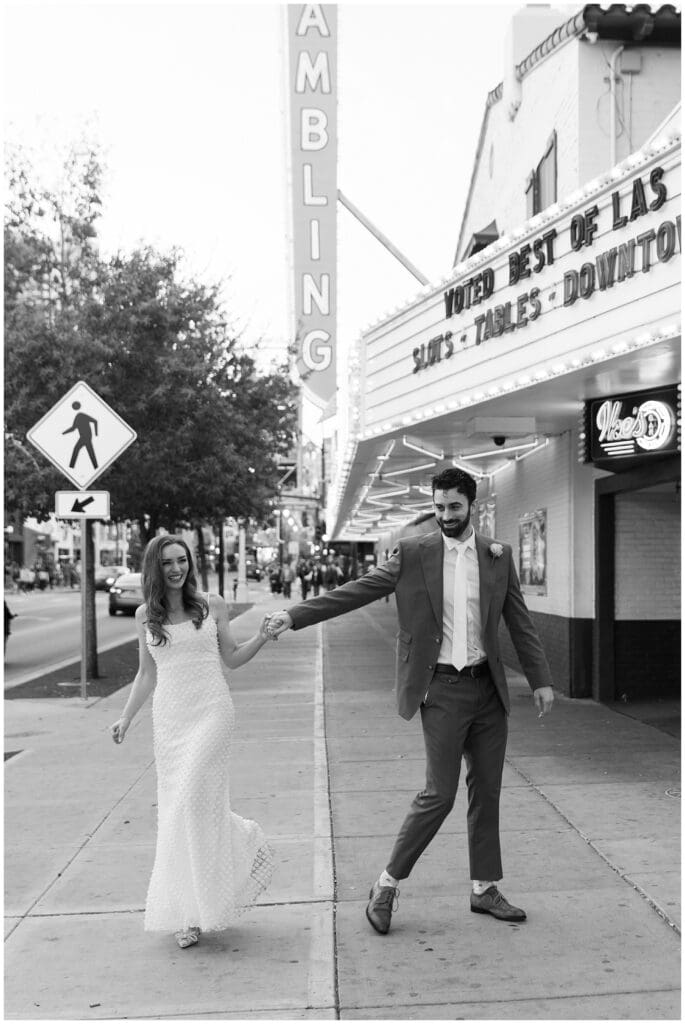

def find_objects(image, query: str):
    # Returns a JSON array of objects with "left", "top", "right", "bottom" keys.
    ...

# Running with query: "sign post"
[
  {"left": 28, "top": 382, "right": 136, "bottom": 699},
  {"left": 80, "top": 522, "right": 89, "bottom": 699}
]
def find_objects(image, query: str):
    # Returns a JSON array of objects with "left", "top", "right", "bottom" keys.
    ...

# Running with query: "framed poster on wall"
[
  {"left": 476, "top": 498, "right": 496, "bottom": 538},
  {"left": 519, "top": 509, "right": 547, "bottom": 595}
]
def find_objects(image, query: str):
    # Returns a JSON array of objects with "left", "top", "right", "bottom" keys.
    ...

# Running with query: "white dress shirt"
[{"left": 438, "top": 528, "right": 486, "bottom": 666}]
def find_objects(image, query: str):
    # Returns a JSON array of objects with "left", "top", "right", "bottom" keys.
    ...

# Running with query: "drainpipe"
[{"left": 610, "top": 45, "right": 625, "bottom": 167}]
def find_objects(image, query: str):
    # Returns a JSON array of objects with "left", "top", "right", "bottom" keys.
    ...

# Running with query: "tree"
[{"left": 5, "top": 144, "right": 299, "bottom": 538}]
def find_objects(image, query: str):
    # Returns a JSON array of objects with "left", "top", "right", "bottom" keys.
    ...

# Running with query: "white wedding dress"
[{"left": 144, "top": 612, "right": 272, "bottom": 933}]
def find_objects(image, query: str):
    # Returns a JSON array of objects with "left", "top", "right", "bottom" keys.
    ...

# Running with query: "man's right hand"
[
  {"left": 267, "top": 611, "right": 293, "bottom": 639},
  {"left": 110, "top": 717, "right": 130, "bottom": 744}
]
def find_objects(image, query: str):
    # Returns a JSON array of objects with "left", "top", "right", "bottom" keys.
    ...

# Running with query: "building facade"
[{"left": 327, "top": 4, "right": 681, "bottom": 702}]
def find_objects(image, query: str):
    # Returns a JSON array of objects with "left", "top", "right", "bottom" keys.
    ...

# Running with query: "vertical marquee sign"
[{"left": 287, "top": 4, "right": 337, "bottom": 405}]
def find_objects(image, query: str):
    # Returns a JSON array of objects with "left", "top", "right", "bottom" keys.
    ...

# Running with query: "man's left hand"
[{"left": 533, "top": 686, "right": 554, "bottom": 716}]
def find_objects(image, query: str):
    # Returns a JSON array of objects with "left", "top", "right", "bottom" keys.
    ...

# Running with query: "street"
[
  {"left": 4, "top": 577, "right": 272, "bottom": 689},
  {"left": 4, "top": 589, "right": 137, "bottom": 688}
]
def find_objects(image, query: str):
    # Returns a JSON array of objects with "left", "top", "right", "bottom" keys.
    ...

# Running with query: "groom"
[{"left": 267, "top": 467, "right": 554, "bottom": 933}]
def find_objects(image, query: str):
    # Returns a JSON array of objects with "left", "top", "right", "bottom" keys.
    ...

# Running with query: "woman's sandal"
[{"left": 174, "top": 927, "right": 200, "bottom": 948}]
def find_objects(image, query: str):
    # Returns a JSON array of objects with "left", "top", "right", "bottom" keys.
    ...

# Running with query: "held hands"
[
  {"left": 533, "top": 686, "right": 554, "bottom": 717},
  {"left": 264, "top": 611, "right": 293, "bottom": 640},
  {"left": 110, "top": 717, "right": 130, "bottom": 744}
]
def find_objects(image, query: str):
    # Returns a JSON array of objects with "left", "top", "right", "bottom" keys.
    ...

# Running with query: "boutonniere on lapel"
[{"left": 489, "top": 543, "right": 504, "bottom": 561}]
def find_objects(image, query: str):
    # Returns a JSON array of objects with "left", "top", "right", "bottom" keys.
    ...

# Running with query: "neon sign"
[{"left": 584, "top": 386, "right": 680, "bottom": 464}]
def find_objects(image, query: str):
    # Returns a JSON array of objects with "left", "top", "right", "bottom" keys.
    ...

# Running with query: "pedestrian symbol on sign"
[
  {"left": 27, "top": 380, "right": 136, "bottom": 490},
  {"left": 63, "top": 402, "right": 99, "bottom": 470}
]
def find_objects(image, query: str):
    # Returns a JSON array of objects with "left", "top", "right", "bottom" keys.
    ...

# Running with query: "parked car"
[
  {"left": 95, "top": 564, "right": 127, "bottom": 591},
  {"left": 245, "top": 558, "right": 262, "bottom": 581},
  {"left": 108, "top": 572, "right": 144, "bottom": 615}
]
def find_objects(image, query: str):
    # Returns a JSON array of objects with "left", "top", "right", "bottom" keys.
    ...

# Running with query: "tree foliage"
[{"left": 5, "top": 142, "right": 299, "bottom": 537}]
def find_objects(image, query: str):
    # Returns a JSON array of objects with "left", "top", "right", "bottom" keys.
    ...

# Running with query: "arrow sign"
[
  {"left": 55, "top": 491, "right": 111, "bottom": 519},
  {"left": 28, "top": 381, "right": 136, "bottom": 489},
  {"left": 72, "top": 496, "right": 95, "bottom": 513}
]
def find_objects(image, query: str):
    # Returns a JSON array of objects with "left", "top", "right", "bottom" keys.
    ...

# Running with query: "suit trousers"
[{"left": 386, "top": 668, "right": 508, "bottom": 882}]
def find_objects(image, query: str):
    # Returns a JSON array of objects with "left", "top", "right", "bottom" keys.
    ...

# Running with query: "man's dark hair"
[{"left": 431, "top": 467, "right": 477, "bottom": 504}]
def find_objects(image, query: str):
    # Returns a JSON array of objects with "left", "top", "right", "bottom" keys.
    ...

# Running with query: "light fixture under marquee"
[
  {"left": 382, "top": 461, "right": 437, "bottom": 478},
  {"left": 402, "top": 436, "right": 444, "bottom": 460}
]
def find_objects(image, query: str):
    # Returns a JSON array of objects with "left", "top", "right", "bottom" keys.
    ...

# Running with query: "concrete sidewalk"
[{"left": 4, "top": 595, "right": 681, "bottom": 1020}]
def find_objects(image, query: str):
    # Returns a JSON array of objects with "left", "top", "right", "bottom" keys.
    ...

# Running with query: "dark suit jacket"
[{"left": 288, "top": 529, "right": 553, "bottom": 721}]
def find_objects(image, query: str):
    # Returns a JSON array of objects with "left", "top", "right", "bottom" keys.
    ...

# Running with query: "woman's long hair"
[{"left": 141, "top": 535, "right": 208, "bottom": 646}]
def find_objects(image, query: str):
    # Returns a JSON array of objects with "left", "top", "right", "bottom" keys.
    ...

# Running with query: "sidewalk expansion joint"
[
  {"left": 320, "top": 624, "right": 342, "bottom": 1021},
  {"left": 19, "top": 898, "right": 337, "bottom": 919},
  {"left": 128, "top": 1004, "right": 337, "bottom": 1020},
  {"left": 505, "top": 756, "right": 681, "bottom": 937},
  {"left": 4, "top": 758, "right": 155, "bottom": 941},
  {"left": 340, "top": 984, "right": 682, "bottom": 1013}
]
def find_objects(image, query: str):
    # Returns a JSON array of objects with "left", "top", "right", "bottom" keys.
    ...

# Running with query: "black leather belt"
[{"left": 434, "top": 661, "right": 489, "bottom": 678}]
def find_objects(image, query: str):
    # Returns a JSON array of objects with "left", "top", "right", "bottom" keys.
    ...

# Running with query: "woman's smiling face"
[{"left": 160, "top": 543, "right": 189, "bottom": 590}]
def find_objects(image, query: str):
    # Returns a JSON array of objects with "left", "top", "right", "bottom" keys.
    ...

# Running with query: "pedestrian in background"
[
  {"left": 310, "top": 562, "right": 323, "bottom": 597},
  {"left": 298, "top": 559, "right": 312, "bottom": 600},
  {"left": 267, "top": 467, "right": 554, "bottom": 934},
  {"left": 281, "top": 560, "right": 294, "bottom": 599},
  {"left": 4, "top": 601, "right": 16, "bottom": 655},
  {"left": 110, "top": 535, "right": 274, "bottom": 949}
]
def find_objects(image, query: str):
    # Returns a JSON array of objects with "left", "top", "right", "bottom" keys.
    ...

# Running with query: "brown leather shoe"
[
  {"left": 470, "top": 886, "right": 526, "bottom": 921},
  {"left": 366, "top": 880, "right": 399, "bottom": 934}
]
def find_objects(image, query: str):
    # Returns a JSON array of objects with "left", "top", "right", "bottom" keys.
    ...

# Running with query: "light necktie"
[{"left": 451, "top": 544, "right": 468, "bottom": 670}]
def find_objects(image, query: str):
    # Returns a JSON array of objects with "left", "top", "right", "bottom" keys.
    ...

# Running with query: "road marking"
[{"left": 10, "top": 616, "right": 53, "bottom": 624}]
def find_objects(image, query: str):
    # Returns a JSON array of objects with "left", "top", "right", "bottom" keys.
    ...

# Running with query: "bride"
[{"left": 110, "top": 535, "right": 273, "bottom": 948}]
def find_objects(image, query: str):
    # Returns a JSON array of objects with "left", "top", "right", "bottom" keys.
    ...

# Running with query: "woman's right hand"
[{"left": 110, "top": 717, "right": 130, "bottom": 744}]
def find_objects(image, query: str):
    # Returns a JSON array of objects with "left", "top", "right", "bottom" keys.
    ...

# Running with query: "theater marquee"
[{"left": 412, "top": 164, "right": 680, "bottom": 376}]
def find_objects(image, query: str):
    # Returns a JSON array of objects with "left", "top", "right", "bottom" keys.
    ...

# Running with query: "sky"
[{"left": 5, "top": 0, "right": 546, "bottom": 403}]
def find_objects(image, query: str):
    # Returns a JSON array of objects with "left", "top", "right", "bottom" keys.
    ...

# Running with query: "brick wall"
[
  {"left": 498, "top": 611, "right": 593, "bottom": 698},
  {"left": 483, "top": 432, "right": 576, "bottom": 618},
  {"left": 482, "top": 430, "right": 600, "bottom": 696},
  {"left": 614, "top": 489, "right": 681, "bottom": 620}
]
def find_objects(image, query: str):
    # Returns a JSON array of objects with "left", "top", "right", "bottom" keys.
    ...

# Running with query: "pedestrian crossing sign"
[{"left": 27, "top": 381, "right": 137, "bottom": 490}]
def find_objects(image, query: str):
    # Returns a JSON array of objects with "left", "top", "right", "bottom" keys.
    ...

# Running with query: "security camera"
[{"left": 493, "top": 436, "right": 506, "bottom": 447}]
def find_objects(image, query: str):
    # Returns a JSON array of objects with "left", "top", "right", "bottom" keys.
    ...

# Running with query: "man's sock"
[
  {"left": 379, "top": 869, "right": 399, "bottom": 889},
  {"left": 472, "top": 880, "right": 496, "bottom": 896}
]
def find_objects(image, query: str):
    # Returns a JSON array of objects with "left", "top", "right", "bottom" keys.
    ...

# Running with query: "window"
[
  {"left": 463, "top": 219, "right": 499, "bottom": 259},
  {"left": 526, "top": 131, "right": 557, "bottom": 217}
]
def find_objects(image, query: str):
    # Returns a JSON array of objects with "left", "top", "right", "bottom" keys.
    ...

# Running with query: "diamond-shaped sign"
[{"left": 27, "top": 381, "right": 136, "bottom": 489}]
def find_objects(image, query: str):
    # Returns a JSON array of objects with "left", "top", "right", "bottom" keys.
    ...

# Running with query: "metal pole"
[
  {"left": 609, "top": 45, "right": 625, "bottom": 168},
  {"left": 80, "top": 520, "right": 88, "bottom": 700},
  {"left": 337, "top": 190, "right": 430, "bottom": 286},
  {"left": 235, "top": 523, "right": 248, "bottom": 602},
  {"left": 217, "top": 519, "right": 225, "bottom": 598}
]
